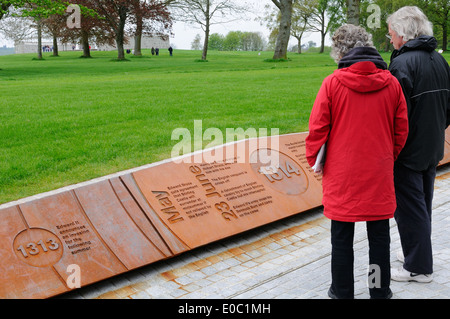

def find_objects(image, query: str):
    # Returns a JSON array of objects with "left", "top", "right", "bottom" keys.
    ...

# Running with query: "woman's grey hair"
[
  {"left": 387, "top": 6, "right": 433, "bottom": 42},
  {"left": 330, "top": 24, "right": 374, "bottom": 63}
]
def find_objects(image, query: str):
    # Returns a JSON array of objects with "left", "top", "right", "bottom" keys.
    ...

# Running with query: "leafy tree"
[
  {"left": 128, "top": 0, "right": 172, "bottom": 56},
  {"left": 207, "top": 31, "right": 265, "bottom": 51},
  {"left": 6, "top": 0, "right": 68, "bottom": 59},
  {"left": 291, "top": 0, "right": 315, "bottom": 53},
  {"left": 309, "top": 0, "right": 345, "bottom": 53},
  {"left": 420, "top": 0, "right": 449, "bottom": 50},
  {"left": 191, "top": 33, "right": 202, "bottom": 50},
  {"left": 0, "top": 10, "right": 35, "bottom": 45},
  {"left": 87, "top": 0, "right": 135, "bottom": 60},
  {"left": 58, "top": 0, "right": 115, "bottom": 58},
  {"left": 208, "top": 32, "right": 224, "bottom": 50},
  {"left": 0, "top": 1, "right": 12, "bottom": 19},
  {"left": 223, "top": 30, "right": 242, "bottom": 50},
  {"left": 3, "top": 0, "right": 99, "bottom": 59},
  {"left": 241, "top": 32, "right": 265, "bottom": 51},
  {"left": 41, "top": 12, "right": 66, "bottom": 56},
  {"left": 358, "top": 0, "right": 449, "bottom": 52},
  {"left": 266, "top": 0, "right": 343, "bottom": 57}
]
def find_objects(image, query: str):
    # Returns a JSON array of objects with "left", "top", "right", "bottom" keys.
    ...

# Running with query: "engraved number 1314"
[
  {"left": 258, "top": 160, "right": 301, "bottom": 183},
  {"left": 17, "top": 239, "right": 60, "bottom": 258}
]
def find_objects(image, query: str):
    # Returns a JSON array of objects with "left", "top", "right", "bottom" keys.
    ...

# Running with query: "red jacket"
[{"left": 306, "top": 61, "right": 409, "bottom": 222}]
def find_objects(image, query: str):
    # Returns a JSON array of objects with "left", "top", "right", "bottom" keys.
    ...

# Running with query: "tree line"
[
  {"left": 0, "top": 0, "right": 174, "bottom": 60},
  {"left": 191, "top": 31, "right": 266, "bottom": 52},
  {"left": 269, "top": 0, "right": 449, "bottom": 60},
  {"left": 0, "top": 0, "right": 448, "bottom": 62},
  {"left": 366, "top": 0, "right": 449, "bottom": 53}
]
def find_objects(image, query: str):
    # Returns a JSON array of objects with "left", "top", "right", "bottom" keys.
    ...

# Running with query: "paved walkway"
[{"left": 60, "top": 164, "right": 450, "bottom": 300}]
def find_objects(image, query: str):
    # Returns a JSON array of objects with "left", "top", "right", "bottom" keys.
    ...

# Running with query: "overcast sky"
[
  {"left": 170, "top": 0, "right": 325, "bottom": 50},
  {"left": 0, "top": 0, "right": 325, "bottom": 49},
  {"left": 170, "top": 0, "right": 270, "bottom": 50}
]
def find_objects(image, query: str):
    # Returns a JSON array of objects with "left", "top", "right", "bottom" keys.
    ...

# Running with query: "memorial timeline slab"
[
  {"left": 1, "top": 129, "right": 449, "bottom": 299},
  {"left": 0, "top": 133, "right": 324, "bottom": 299}
]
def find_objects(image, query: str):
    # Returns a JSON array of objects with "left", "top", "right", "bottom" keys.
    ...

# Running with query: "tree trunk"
[
  {"left": 116, "top": 34, "right": 125, "bottom": 60},
  {"left": 116, "top": 6, "right": 128, "bottom": 60},
  {"left": 320, "top": 31, "right": 325, "bottom": 53},
  {"left": 318, "top": 9, "right": 326, "bottom": 54},
  {"left": 201, "top": 0, "right": 210, "bottom": 60},
  {"left": 296, "top": 20, "right": 307, "bottom": 54},
  {"left": 202, "top": 35, "right": 209, "bottom": 60},
  {"left": 134, "top": 34, "right": 142, "bottom": 56},
  {"left": 273, "top": 0, "right": 293, "bottom": 60},
  {"left": 81, "top": 30, "right": 91, "bottom": 58},
  {"left": 134, "top": 12, "right": 143, "bottom": 56},
  {"left": 52, "top": 35, "right": 59, "bottom": 57},
  {"left": 346, "top": 0, "right": 360, "bottom": 25},
  {"left": 202, "top": 25, "right": 210, "bottom": 60},
  {"left": 37, "top": 20, "right": 42, "bottom": 59},
  {"left": 443, "top": 23, "right": 448, "bottom": 51},
  {"left": 444, "top": 6, "right": 449, "bottom": 51}
]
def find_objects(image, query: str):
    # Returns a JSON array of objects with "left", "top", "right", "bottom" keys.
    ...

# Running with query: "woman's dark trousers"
[{"left": 330, "top": 219, "right": 391, "bottom": 299}]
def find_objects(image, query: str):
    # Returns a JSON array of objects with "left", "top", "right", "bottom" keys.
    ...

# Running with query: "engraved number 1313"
[{"left": 17, "top": 239, "right": 60, "bottom": 258}]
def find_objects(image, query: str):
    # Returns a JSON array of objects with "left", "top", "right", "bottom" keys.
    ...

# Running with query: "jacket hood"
[
  {"left": 338, "top": 46, "right": 388, "bottom": 70},
  {"left": 335, "top": 53, "right": 391, "bottom": 93},
  {"left": 391, "top": 36, "right": 438, "bottom": 60}
]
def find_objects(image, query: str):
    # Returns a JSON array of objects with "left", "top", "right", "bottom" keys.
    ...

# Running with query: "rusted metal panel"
[{"left": 0, "top": 130, "right": 448, "bottom": 299}]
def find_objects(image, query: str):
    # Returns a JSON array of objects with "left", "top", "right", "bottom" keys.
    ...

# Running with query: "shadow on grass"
[
  {"left": 110, "top": 58, "right": 131, "bottom": 62},
  {"left": 263, "top": 58, "right": 291, "bottom": 63}
]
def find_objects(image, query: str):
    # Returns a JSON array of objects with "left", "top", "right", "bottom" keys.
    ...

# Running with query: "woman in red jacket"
[{"left": 305, "top": 24, "right": 409, "bottom": 299}]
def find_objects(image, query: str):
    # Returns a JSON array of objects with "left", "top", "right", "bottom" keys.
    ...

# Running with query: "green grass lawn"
[{"left": 0, "top": 49, "right": 448, "bottom": 204}]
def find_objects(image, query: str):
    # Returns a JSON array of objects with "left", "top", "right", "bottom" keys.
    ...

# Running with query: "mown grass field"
[{"left": 1, "top": 49, "right": 448, "bottom": 204}]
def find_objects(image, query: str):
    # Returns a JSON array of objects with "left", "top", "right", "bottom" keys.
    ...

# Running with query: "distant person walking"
[
  {"left": 151, "top": 47, "right": 155, "bottom": 55},
  {"left": 169, "top": 46, "right": 173, "bottom": 56},
  {"left": 387, "top": 6, "right": 450, "bottom": 283},
  {"left": 155, "top": 48, "right": 159, "bottom": 56},
  {"left": 306, "top": 24, "right": 409, "bottom": 299}
]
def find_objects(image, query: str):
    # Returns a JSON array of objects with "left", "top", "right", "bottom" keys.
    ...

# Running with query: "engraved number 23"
[{"left": 215, "top": 202, "right": 238, "bottom": 221}]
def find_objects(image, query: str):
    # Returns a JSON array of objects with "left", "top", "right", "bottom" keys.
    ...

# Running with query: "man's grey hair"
[
  {"left": 330, "top": 24, "right": 374, "bottom": 63},
  {"left": 387, "top": 6, "right": 433, "bottom": 42}
]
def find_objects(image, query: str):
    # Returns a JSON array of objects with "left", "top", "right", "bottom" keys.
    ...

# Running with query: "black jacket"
[{"left": 389, "top": 36, "right": 450, "bottom": 171}]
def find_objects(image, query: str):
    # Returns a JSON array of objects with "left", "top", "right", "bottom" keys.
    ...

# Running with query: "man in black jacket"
[{"left": 387, "top": 6, "right": 450, "bottom": 283}]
